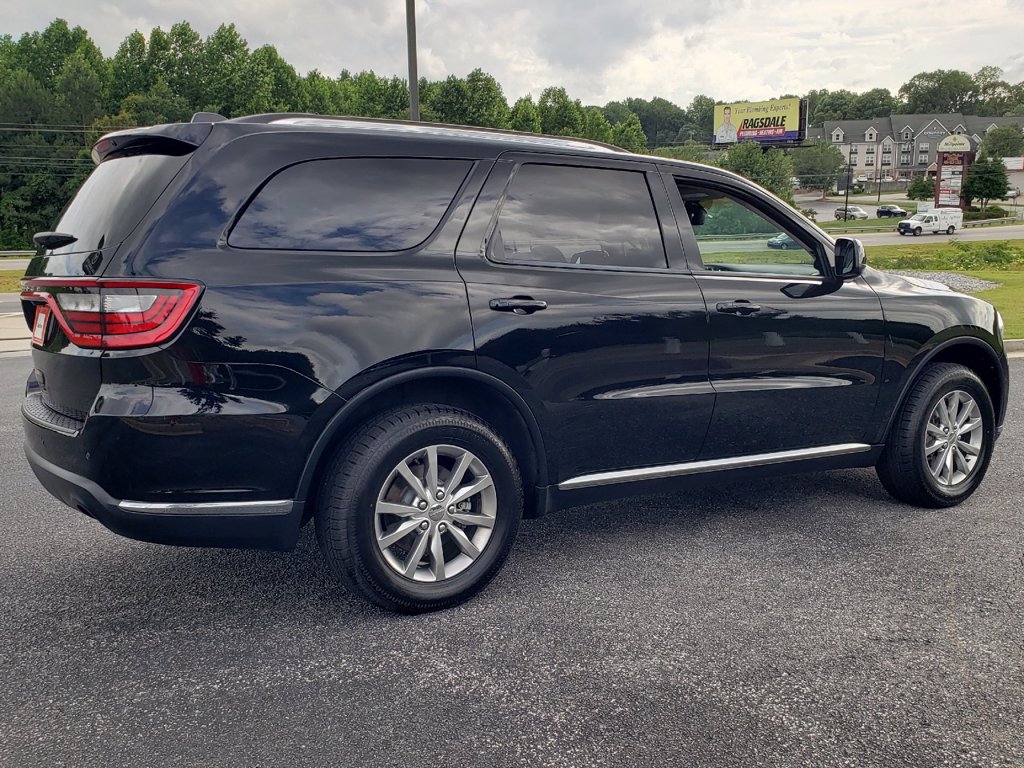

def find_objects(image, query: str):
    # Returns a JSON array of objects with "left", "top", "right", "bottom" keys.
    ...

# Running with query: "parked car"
[
  {"left": 881, "top": 176, "right": 895, "bottom": 183},
  {"left": 856, "top": 175, "right": 869, "bottom": 183},
  {"left": 1006, "top": 188, "right": 1020, "bottom": 199},
  {"left": 835, "top": 205, "right": 869, "bottom": 220},
  {"left": 877, "top": 204, "right": 909, "bottom": 218},
  {"left": 21, "top": 114, "right": 1010, "bottom": 613}
]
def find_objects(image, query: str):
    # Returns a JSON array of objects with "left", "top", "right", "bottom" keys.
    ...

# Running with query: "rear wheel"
[
  {"left": 876, "top": 363, "right": 995, "bottom": 508},
  {"left": 316, "top": 405, "right": 523, "bottom": 612}
]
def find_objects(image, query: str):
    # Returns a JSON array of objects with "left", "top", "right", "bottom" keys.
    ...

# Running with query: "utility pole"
[
  {"left": 406, "top": 0, "right": 419, "bottom": 121},
  {"left": 844, "top": 149, "right": 852, "bottom": 215}
]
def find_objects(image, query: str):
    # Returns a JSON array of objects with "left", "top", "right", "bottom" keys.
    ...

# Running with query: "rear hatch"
[{"left": 20, "top": 124, "right": 208, "bottom": 430}]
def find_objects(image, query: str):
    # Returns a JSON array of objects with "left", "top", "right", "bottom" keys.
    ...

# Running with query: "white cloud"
[{"left": 4, "top": 0, "right": 1023, "bottom": 106}]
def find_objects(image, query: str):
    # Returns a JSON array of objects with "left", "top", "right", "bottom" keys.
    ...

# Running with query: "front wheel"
[
  {"left": 913, "top": 227, "right": 922, "bottom": 236},
  {"left": 946, "top": 225, "right": 955, "bottom": 234},
  {"left": 316, "top": 405, "right": 523, "bottom": 612},
  {"left": 876, "top": 363, "right": 995, "bottom": 508}
]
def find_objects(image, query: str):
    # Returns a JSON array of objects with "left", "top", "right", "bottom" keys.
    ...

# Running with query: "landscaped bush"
[
  {"left": 867, "top": 240, "right": 1024, "bottom": 271},
  {"left": 964, "top": 206, "right": 1011, "bottom": 221},
  {"left": 947, "top": 240, "right": 1024, "bottom": 269}
]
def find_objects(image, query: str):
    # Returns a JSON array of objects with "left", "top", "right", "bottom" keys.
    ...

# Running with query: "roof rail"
[
  {"left": 241, "top": 112, "right": 626, "bottom": 153},
  {"left": 192, "top": 112, "right": 227, "bottom": 124}
]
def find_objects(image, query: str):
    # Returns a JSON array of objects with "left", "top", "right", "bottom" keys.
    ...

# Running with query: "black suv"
[
  {"left": 877, "top": 204, "right": 909, "bottom": 218},
  {"left": 21, "top": 115, "right": 1009, "bottom": 612}
]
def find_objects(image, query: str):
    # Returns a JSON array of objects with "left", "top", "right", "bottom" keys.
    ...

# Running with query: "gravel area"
[{"left": 885, "top": 270, "right": 1001, "bottom": 292}]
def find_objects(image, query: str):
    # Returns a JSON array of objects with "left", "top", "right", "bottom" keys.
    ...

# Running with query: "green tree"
[
  {"left": 241, "top": 45, "right": 301, "bottom": 114},
  {"left": 201, "top": 23, "right": 250, "bottom": 116},
  {"left": 972, "top": 66, "right": 1011, "bottom": 116},
  {"left": 298, "top": 70, "right": 336, "bottom": 114},
  {"left": 906, "top": 174, "right": 935, "bottom": 201},
  {"left": 980, "top": 124, "right": 1024, "bottom": 159},
  {"left": 611, "top": 112, "right": 647, "bottom": 152},
  {"left": 601, "top": 100, "right": 632, "bottom": 126},
  {"left": 57, "top": 50, "right": 106, "bottom": 134},
  {"left": 962, "top": 156, "right": 1009, "bottom": 208},
  {"left": 582, "top": 106, "right": 613, "bottom": 143},
  {"left": 343, "top": 71, "right": 408, "bottom": 118},
  {"left": 110, "top": 31, "right": 152, "bottom": 109},
  {"left": 720, "top": 142, "right": 795, "bottom": 202},
  {"left": 15, "top": 19, "right": 93, "bottom": 90},
  {"left": 622, "top": 96, "right": 686, "bottom": 146},
  {"left": 898, "top": 69, "right": 976, "bottom": 113},
  {"left": 509, "top": 95, "right": 541, "bottom": 133},
  {"left": 463, "top": 68, "right": 510, "bottom": 127},
  {"left": 792, "top": 140, "right": 845, "bottom": 195},
  {"left": 146, "top": 27, "right": 172, "bottom": 82},
  {"left": 684, "top": 94, "right": 715, "bottom": 142},
  {"left": 850, "top": 88, "right": 897, "bottom": 119},
  {"left": 121, "top": 78, "right": 190, "bottom": 125},
  {"left": 165, "top": 22, "right": 205, "bottom": 109},
  {"left": 0, "top": 69, "right": 54, "bottom": 124},
  {"left": 430, "top": 74, "right": 469, "bottom": 124},
  {"left": 537, "top": 86, "right": 584, "bottom": 136},
  {"left": 806, "top": 88, "right": 857, "bottom": 125}
]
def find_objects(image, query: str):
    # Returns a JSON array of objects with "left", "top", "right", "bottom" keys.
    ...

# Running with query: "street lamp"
[{"left": 406, "top": 0, "right": 419, "bottom": 121}]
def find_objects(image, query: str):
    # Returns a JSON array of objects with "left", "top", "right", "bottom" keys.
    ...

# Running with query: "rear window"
[
  {"left": 228, "top": 158, "right": 473, "bottom": 252},
  {"left": 51, "top": 153, "right": 190, "bottom": 254}
]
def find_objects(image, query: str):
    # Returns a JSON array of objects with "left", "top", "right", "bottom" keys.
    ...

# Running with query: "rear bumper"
[{"left": 24, "top": 441, "right": 303, "bottom": 551}]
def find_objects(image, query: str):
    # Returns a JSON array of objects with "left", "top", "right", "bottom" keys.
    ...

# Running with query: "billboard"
[{"left": 712, "top": 98, "right": 803, "bottom": 145}]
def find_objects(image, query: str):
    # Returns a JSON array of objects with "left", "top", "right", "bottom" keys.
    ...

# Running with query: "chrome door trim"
[{"left": 558, "top": 443, "right": 872, "bottom": 490}]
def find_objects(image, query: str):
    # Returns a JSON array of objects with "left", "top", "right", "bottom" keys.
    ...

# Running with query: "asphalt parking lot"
[{"left": 1, "top": 355, "right": 1022, "bottom": 768}]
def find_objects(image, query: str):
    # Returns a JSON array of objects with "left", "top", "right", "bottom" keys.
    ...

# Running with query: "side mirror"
[{"left": 834, "top": 237, "right": 865, "bottom": 277}]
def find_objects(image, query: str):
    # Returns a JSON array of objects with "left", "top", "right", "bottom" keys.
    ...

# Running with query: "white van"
[{"left": 897, "top": 208, "right": 963, "bottom": 236}]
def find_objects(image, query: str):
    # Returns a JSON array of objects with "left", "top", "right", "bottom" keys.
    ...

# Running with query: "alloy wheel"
[
  {"left": 374, "top": 445, "right": 497, "bottom": 582},
  {"left": 923, "top": 390, "right": 984, "bottom": 487}
]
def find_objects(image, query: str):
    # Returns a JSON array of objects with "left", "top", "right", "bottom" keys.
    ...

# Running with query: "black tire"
[
  {"left": 315, "top": 404, "right": 523, "bottom": 613},
  {"left": 946, "top": 225, "right": 955, "bottom": 235},
  {"left": 913, "top": 227, "right": 922, "bottom": 236},
  {"left": 876, "top": 363, "right": 995, "bottom": 508}
]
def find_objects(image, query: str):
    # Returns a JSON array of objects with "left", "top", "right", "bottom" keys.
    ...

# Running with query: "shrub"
[
  {"left": 948, "top": 240, "right": 1024, "bottom": 269},
  {"left": 964, "top": 205, "right": 1010, "bottom": 221}
]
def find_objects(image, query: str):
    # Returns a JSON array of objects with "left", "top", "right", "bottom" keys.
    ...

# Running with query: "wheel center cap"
[{"left": 428, "top": 504, "right": 445, "bottom": 521}]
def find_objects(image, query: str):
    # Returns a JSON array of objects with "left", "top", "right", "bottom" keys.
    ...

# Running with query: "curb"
[{"left": 1005, "top": 339, "right": 1024, "bottom": 353}]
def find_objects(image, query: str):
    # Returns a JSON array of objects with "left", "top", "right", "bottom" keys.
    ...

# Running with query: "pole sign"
[
  {"left": 935, "top": 135, "right": 974, "bottom": 209},
  {"left": 712, "top": 98, "right": 804, "bottom": 145}
]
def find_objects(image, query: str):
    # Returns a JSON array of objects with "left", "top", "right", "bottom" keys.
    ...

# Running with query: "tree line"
[{"left": 2, "top": 18, "right": 1024, "bottom": 248}]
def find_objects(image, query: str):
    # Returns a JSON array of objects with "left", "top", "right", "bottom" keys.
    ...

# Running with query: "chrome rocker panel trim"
[{"left": 558, "top": 443, "right": 873, "bottom": 491}]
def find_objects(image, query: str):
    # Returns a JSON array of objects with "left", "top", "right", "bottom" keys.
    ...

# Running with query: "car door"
[
  {"left": 663, "top": 169, "right": 886, "bottom": 460},
  {"left": 455, "top": 153, "right": 714, "bottom": 482}
]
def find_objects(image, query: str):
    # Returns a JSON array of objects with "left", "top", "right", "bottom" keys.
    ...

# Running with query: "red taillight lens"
[{"left": 20, "top": 278, "right": 203, "bottom": 350}]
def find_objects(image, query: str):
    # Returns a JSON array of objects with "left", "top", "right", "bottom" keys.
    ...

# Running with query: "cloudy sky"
[{"left": 6, "top": 0, "right": 1024, "bottom": 106}]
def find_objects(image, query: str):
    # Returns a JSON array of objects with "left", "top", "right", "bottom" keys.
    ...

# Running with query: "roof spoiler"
[{"left": 91, "top": 122, "right": 215, "bottom": 164}]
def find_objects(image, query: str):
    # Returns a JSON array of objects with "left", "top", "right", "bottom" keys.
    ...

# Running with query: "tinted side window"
[
  {"left": 676, "top": 181, "right": 823, "bottom": 276},
  {"left": 230, "top": 158, "right": 472, "bottom": 251},
  {"left": 490, "top": 164, "right": 666, "bottom": 269}
]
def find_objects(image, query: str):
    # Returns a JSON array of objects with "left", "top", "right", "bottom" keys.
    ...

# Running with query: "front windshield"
[{"left": 910, "top": 213, "right": 927, "bottom": 221}]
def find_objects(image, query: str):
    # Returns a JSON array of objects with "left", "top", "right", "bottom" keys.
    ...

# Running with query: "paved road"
[
  {"left": 1, "top": 356, "right": 1022, "bottom": 767},
  {"left": 856, "top": 223, "right": 1024, "bottom": 247}
]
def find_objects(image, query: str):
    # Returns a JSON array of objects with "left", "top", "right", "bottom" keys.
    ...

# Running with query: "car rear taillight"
[{"left": 20, "top": 278, "right": 203, "bottom": 350}]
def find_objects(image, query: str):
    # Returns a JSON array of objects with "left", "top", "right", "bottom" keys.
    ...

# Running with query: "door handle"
[
  {"left": 489, "top": 297, "right": 548, "bottom": 315},
  {"left": 716, "top": 300, "right": 761, "bottom": 315}
]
